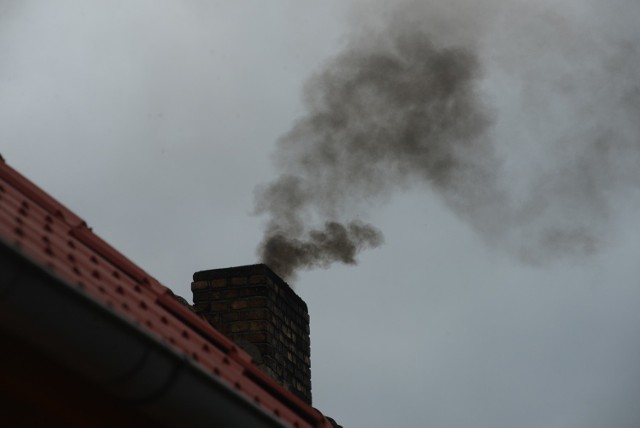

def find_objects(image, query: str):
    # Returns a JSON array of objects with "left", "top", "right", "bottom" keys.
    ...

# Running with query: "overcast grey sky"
[{"left": 2, "top": 1, "right": 640, "bottom": 427}]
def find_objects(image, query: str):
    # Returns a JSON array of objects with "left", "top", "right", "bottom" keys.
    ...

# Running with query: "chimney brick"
[{"left": 191, "top": 264, "right": 312, "bottom": 404}]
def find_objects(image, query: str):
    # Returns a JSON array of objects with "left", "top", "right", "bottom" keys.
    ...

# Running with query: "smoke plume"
[
  {"left": 256, "top": 0, "right": 640, "bottom": 280},
  {"left": 255, "top": 24, "right": 495, "bottom": 280}
]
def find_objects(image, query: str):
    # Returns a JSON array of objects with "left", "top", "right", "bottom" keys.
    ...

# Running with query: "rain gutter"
[{"left": 0, "top": 241, "right": 290, "bottom": 428}]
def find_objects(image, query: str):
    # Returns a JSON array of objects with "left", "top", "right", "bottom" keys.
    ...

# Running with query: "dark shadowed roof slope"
[{"left": 0, "top": 157, "right": 334, "bottom": 428}]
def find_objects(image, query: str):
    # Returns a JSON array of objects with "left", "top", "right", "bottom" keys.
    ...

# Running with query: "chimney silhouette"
[{"left": 191, "top": 264, "right": 312, "bottom": 404}]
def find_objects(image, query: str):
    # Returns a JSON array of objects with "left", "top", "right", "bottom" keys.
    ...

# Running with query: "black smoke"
[
  {"left": 256, "top": 1, "right": 640, "bottom": 281},
  {"left": 255, "top": 27, "right": 495, "bottom": 280}
]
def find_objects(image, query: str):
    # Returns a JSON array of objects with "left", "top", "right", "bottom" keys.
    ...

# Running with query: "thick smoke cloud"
[
  {"left": 255, "top": 25, "right": 494, "bottom": 280},
  {"left": 256, "top": 0, "right": 640, "bottom": 280}
]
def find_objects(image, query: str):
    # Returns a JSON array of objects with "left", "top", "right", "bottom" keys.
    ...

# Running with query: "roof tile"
[{"left": 0, "top": 158, "right": 331, "bottom": 428}]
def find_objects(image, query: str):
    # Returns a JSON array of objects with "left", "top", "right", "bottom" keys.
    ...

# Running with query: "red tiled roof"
[{"left": 0, "top": 157, "right": 331, "bottom": 428}]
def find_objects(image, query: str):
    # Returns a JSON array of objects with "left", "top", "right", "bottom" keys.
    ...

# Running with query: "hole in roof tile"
[
  {"left": 161, "top": 316, "right": 169, "bottom": 325},
  {"left": 0, "top": 184, "right": 5, "bottom": 193},
  {"left": 67, "top": 240, "right": 76, "bottom": 249},
  {"left": 41, "top": 235, "right": 50, "bottom": 244},
  {"left": 112, "top": 270, "right": 121, "bottom": 279},
  {"left": 139, "top": 300, "right": 148, "bottom": 310},
  {"left": 98, "top": 286, "right": 106, "bottom": 294},
  {"left": 254, "top": 396, "right": 261, "bottom": 404},
  {"left": 115, "top": 285, "right": 125, "bottom": 295},
  {"left": 90, "top": 255, "right": 99, "bottom": 264},
  {"left": 15, "top": 216, "right": 23, "bottom": 225},
  {"left": 145, "top": 320, "right": 153, "bottom": 328},
  {"left": 191, "top": 352, "right": 199, "bottom": 361},
  {"left": 274, "top": 409, "right": 281, "bottom": 417},
  {"left": 45, "top": 247, "right": 54, "bottom": 257},
  {"left": 213, "top": 367, "right": 221, "bottom": 376},
  {"left": 14, "top": 227, "right": 24, "bottom": 237},
  {"left": 44, "top": 224, "right": 53, "bottom": 233},
  {"left": 234, "top": 381, "right": 242, "bottom": 390},
  {"left": 122, "top": 302, "right": 130, "bottom": 311},
  {"left": 168, "top": 337, "right": 176, "bottom": 345},
  {"left": 77, "top": 281, "right": 85, "bottom": 289},
  {"left": 223, "top": 356, "right": 230, "bottom": 365},
  {"left": 181, "top": 330, "right": 189, "bottom": 339},
  {"left": 73, "top": 266, "right": 82, "bottom": 276},
  {"left": 67, "top": 253, "right": 76, "bottom": 263},
  {"left": 92, "top": 270, "right": 101, "bottom": 279},
  {"left": 134, "top": 285, "right": 142, "bottom": 293},
  {"left": 45, "top": 215, "right": 53, "bottom": 223},
  {"left": 202, "top": 344, "right": 210, "bottom": 353}
]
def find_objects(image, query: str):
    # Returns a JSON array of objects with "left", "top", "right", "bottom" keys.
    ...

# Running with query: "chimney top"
[
  {"left": 193, "top": 263, "right": 308, "bottom": 308},
  {"left": 193, "top": 263, "right": 272, "bottom": 282}
]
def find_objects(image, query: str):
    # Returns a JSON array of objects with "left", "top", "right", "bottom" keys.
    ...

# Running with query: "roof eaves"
[
  {"left": 0, "top": 158, "right": 335, "bottom": 428},
  {"left": 0, "top": 239, "right": 291, "bottom": 428}
]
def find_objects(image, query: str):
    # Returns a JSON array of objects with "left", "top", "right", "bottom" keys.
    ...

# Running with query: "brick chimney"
[{"left": 191, "top": 264, "right": 312, "bottom": 404}]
